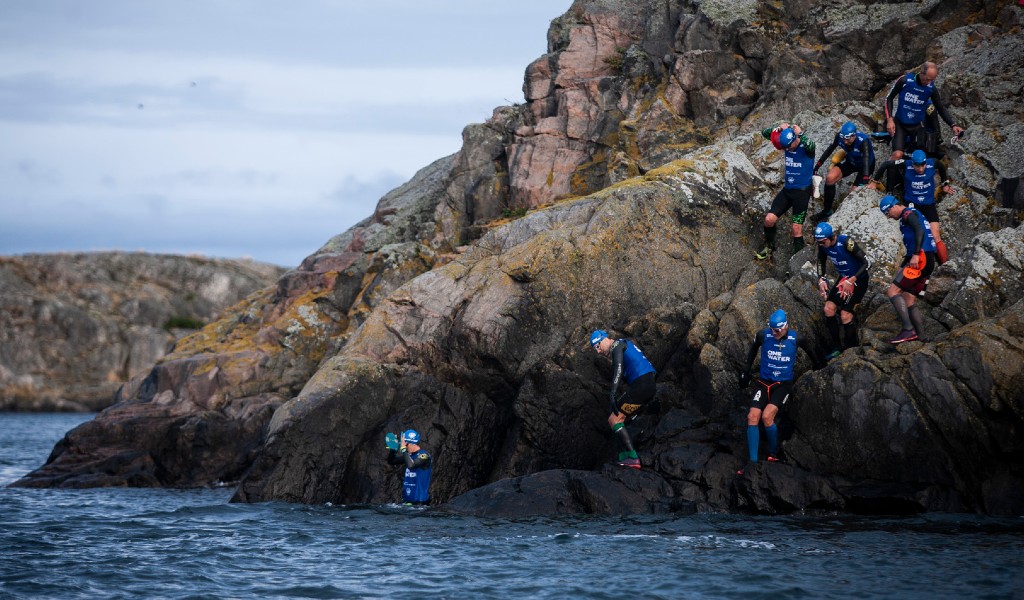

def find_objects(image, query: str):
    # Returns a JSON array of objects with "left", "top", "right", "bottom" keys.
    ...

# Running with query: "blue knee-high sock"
[
  {"left": 747, "top": 425, "right": 759, "bottom": 463},
  {"left": 765, "top": 424, "right": 778, "bottom": 455}
]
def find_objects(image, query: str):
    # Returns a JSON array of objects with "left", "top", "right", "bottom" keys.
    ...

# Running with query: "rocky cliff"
[
  {"left": 1, "top": 253, "right": 283, "bottom": 412},
  {"left": 13, "top": 0, "right": 1024, "bottom": 515}
]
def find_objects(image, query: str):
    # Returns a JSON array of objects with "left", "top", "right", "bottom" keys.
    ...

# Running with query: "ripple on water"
[{"left": 3, "top": 415, "right": 1024, "bottom": 599}]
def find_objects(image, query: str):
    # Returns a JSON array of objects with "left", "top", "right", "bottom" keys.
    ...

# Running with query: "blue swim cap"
[
  {"left": 911, "top": 149, "right": 927, "bottom": 165},
  {"left": 402, "top": 429, "right": 420, "bottom": 444},
  {"left": 879, "top": 195, "right": 899, "bottom": 214},
  {"left": 779, "top": 128, "right": 796, "bottom": 147},
  {"left": 813, "top": 222, "right": 834, "bottom": 240},
  {"left": 768, "top": 309, "right": 788, "bottom": 329},
  {"left": 840, "top": 121, "right": 857, "bottom": 137},
  {"left": 589, "top": 330, "right": 609, "bottom": 346}
]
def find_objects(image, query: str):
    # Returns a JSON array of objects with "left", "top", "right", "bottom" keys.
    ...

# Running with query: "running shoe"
[
  {"left": 616, "top": 458, "right": 641, "bottom": 469},
  {"left": 767, "top": 454, "right": 782, "bottom": 463},
  {"left": 754, "top": 245, "right": 773, "bottom": 260},
  {"left": 825, "top": 350, "right": 841, "bottom": 361},
  {"left": 888, "top": 329, "right": 919, "bottom": 344},
  {"left": 810, "top": 209, "right": 833, "bottom": 222}
]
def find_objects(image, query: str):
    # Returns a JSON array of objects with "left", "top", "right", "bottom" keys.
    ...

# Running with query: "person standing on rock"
[
  {"left": 756, "top": 122, "right": 816, "bottom": 260},
  {"left": 590, "top": 330, "right": 656, "bottom": 469},
  {"left": 885, "top": 61, "right": 964, "bottom": 162},
  {"left": 879, "top": 194, "right": 937, "bottom": 344},
  {"left": 737, "top": 309, "right": 818, "bottom": 474},
  {"left": 813, "top": 222, "right": 871, "bottom": 360},
  {"left": 870, "top": 149, "right": 954, "bottom": 264},
  {"left": 385, "top": 429, "right": 432, "bottom": 505},
  {"left": 810, "top": 121, "right": 875, "bottom": 222}
]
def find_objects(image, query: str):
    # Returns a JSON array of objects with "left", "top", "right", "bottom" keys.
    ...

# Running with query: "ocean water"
[{"left": 2, "top": 413, "right": 1022, "bottom": 599}]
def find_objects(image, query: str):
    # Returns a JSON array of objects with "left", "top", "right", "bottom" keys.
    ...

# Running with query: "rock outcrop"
[
  {"left": 13, "top": 0, "right": 1024, "bottom": 515},
  {"left": 0, "top": 253, "right": 282, "bottom": 412}
]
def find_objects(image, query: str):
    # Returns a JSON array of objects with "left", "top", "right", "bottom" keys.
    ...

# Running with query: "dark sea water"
[{"left": 2, "top": 413, "right": 1022, "bottom": 599}]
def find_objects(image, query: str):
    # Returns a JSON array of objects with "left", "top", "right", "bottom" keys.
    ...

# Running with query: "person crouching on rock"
[
  {"left": 386, "top": 429, "right": 432, "bottom": 505},
  {"left": 589, "top": 330, "right": 656, "bottom": 470},
  {"left": 879, "top": 194, "right": 937, "bottom": 345},
  {"left": 813, "top": 222, "right": 871, "bottom": 361},
  {"left": 737, "top": 309, "right": 819, "bottom": 475},
  {"left": 810, "top": 120, "right": 875, "bottom": 222}
]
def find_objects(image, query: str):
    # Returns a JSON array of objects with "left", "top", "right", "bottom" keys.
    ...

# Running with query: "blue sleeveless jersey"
[
  {"left": 904, "top": 159, "right": 938, "bottom": 206},
  {"left": 895, "top": 72, "right": 935, "bottom": 126},
  {"left": 836, "top": 132, "right": 874, "bottom": 169},
  {"left": 402, "top": 451, "right": 432, "bottom": 503},
  {"left": 759, "top": 328, "right": 798, "bottom": 382},
  {"left": 622, "top": 340, "right": 655, "bottom": 384},
  {"left": 784, "top": 145, "right": 815, "bottom": 189},
  {"left": 823, "top": 234, "right": 863, "bottom": 278},
  {"left": 900, "top": 208, "right": 937, "bottom": 254}
]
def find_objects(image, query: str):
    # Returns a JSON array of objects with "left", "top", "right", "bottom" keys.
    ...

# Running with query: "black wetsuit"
[
  {"left": 386, "top": 448, "right": 432, "bottom": 504},
  {"left": 815, "top": 134, "right": 875, "bottom": 186},
  {"left": 817, "top": 234, "right": 871, "bottom": 312},
  {"left": 886, "top": 73, "right": 957, "bottom": 154},
  {"left": 873, "top": 158, "right": 949, "bottom": 222},
  {"left": 607, "top": 339, "right": 656, "bottom": 415}
]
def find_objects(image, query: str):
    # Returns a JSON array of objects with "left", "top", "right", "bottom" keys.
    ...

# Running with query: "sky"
[{"left": 0, "top": 1, "right": 562, "bottom": 267}]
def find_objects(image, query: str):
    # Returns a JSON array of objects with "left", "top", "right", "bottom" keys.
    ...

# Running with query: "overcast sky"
[{"left": 0, "top": 1, "right": 561, "bottom": 267}]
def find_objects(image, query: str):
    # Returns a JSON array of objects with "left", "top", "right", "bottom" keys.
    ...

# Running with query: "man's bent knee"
[{"left": 746, "top": 408, "right": 762, "bottom": 426}]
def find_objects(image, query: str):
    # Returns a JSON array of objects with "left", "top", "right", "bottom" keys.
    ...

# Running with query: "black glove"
[{"left": 739, "top": 372, "right": 751, "bottom": 388}]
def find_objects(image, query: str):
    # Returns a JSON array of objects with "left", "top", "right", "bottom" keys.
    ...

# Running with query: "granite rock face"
[
  {"left": 0, "top": 253, "right": 282, "bottom": 412},
  {"left": 14, "top": 1, "right": 1024, "bottom": 515}
]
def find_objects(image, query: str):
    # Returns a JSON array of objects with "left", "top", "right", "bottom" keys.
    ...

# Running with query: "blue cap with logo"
[
  {"left": 840, "top": 121, "right": 857, "bottom": 137},
  {"left": 779, "top": 128, "right": 796, "bottom": 147},
  {"left": 589, "top": 330, "right": 609, "bottom": 347},
  {"left": 879, "top": 194, "right": 899, "bottom": 213},
  {"left": 768, "top": 309, "right": 788, "bottom": 329},
  {"left": 402, "top": 429, "right": 420, "bottom": 444},
  {"left": 813, "top": 222, "right": 834, "bottom": 240},
  {"left": 910, "top": 149, "right": 927, "bottom": 165}
]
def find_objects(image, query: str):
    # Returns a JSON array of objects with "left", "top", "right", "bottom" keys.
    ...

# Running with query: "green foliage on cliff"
[{"left": 163, "top": 316, "right": 206, "bottom": 331}]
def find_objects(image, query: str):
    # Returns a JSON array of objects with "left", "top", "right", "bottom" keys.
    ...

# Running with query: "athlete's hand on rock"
[{"left": 818, "top": 279, "right": 829, "bottom": 299}]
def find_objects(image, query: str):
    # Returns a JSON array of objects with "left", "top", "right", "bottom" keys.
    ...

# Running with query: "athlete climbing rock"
[
  {"left": 590, "top": 330, "right": 656, "bottom": 469},
  {"left": 814, "top": 222, "right": 871, "bottom": 360}
]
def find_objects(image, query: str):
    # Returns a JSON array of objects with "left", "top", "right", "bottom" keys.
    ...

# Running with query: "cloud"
[{"left": 0, "top": 0, "right": 559, "bottom": 267}]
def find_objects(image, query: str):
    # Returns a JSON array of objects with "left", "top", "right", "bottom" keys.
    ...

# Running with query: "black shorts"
[
  {"left": 908, "top": 202, "right": 940, "bottom": 223},
  {"left": 837, "top": 159, "right": 874, "bottom": 183},
  {"left": 769, "top": 186, "right": 812, "bottom": 223},
  {"left": 750, "top": 378, "right": 793, "bottom": 410},
  {"left": 826, "top": 272, "right": 870, "bottom": 312},
  {"left": 893, "top": 120, "right": 920, "bottom": 152},
  {"left": 894, "top": 251, "right": 937, "bottom": 295},
  {"left": 894, "top": 121, "right": 939, "bottom": 154},
  {"left": 617, "top": 372, "right": 656, "bottom": 416}
]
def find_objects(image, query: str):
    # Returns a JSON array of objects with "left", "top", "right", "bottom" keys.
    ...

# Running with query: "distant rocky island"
[
  {"left": 0, "top": 252, "right": 283, "bottom": 411},
  {"left": 11, "top": 1, "right": 1024, "bottom": 516}
]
